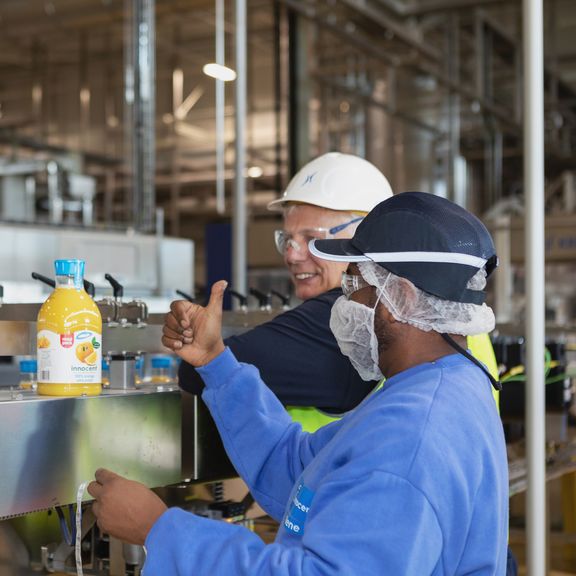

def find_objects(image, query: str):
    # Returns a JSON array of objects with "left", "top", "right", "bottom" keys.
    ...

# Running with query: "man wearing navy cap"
[{"left": 89, "top": 192, "right": 509, "bottom": 575}]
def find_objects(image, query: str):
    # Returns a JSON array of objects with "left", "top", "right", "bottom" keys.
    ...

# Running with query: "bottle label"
[{"left": 37, "top": 329, "right": 102, "bottom": 385}]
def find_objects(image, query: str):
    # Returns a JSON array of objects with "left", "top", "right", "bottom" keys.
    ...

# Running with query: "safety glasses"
[
  {"left": 274, "top": 217, "right": 363, "bottom": 255},
  {"left": 340, "top": 272, "right": 371, "bottom": 298}
]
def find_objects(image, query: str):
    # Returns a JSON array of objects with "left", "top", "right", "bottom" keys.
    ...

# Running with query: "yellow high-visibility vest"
[{"left": 288, "top": 333, "right": 500, "bottom": 432}]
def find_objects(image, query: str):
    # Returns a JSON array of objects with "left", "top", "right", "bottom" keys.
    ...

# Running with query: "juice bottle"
[{"left": 37, "top": 259, "right": 102, "bottom": 396}]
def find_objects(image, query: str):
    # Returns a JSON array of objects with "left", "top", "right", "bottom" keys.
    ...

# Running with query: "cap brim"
[
  {"left": 266, "top": 197, "right": 285, "bottom": 211},
  {"left": 309, "top": 239, "right": 370, "bottom": 262}
]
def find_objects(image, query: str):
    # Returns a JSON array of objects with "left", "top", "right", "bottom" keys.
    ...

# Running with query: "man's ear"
[
  {"left": 396, "top": 277, "right": 419, "bottom": 316},
  {"left": 375, "top": 277, "right": 419, "bottom": 323}
]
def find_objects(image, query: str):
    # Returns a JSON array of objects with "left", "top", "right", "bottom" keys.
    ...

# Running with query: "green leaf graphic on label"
[{"left": 92, "top": 337, "right": 101, "bottom": 349}]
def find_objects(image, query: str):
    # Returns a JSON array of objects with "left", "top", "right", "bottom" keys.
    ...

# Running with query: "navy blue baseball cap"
[{"left": 310, "top": 191, "right": 498, "bottom": 304}]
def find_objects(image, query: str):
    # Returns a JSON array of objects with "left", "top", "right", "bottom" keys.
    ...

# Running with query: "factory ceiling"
[{"left": 0, "top": 0, "right": 575, "bottom": 231}]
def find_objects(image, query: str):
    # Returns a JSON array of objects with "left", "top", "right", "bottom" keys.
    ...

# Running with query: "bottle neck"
[{"left": 56, "top": 275, "right": 82, "bottom": 290}]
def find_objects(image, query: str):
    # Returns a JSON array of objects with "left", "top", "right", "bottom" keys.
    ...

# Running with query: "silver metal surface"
[
  {"left": 233, "top": 0, "right": 248, "bottom": 301},
  {"left": 108, "top": 355, "right": 138, "bottom": 389},
  {"left": 524, "top": 0, "right": 547, "bottom": 573},
  {"left": 0, "top": 224, "right": 193, "bottom": 296},
  {"left": 116, "top": 299, "right": 149, "bottom": 325},
  {"left": 216, "top": 0, "right": 226, "bottom": 215},
  {"left": 181, "top": 393, "right": 236, "bottom": 483},
  {"left": 126, "top": 0, "right": 156, "bottom": 233},
  {"left": 0, "top": 389, "right": 181, "bottom": 519}
]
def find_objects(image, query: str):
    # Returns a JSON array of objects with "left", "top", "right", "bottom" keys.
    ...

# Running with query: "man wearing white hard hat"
[
  {"left": 267, "top": 152, "right": 393, "bottom": 301},
  {"left": 173, "top": 152, "right": 394, "bottom": 428}
]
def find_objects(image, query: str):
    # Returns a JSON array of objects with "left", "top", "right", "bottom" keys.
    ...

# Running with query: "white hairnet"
[{"left": 359, "top": 261, "right": 495, "bottom": 336}]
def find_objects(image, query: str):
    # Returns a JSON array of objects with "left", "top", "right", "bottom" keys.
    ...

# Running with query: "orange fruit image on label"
[
  {"left": 84, "top": 351, "right": 98, "bottom": 365},
  {"left": 76, "top": 342, "right": 95, "bottom": 363},
  {"left": 38, "top": 336, "right": 50, "bottom": 349}
]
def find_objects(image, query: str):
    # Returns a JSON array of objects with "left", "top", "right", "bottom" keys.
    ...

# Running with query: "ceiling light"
[
  {"left": 247, "top": 166, "right": 263, "bottom": 178},
  {"left": 80, "top": 88, "right": 90, "bottom": 106},
  {"left": 202, "top": 63, "right": 237, "bottom": 82}
]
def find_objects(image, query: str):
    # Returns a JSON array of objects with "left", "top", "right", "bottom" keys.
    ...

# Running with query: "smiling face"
[{"left": 282, "top": 205, "right": 361, "bottom": 301}]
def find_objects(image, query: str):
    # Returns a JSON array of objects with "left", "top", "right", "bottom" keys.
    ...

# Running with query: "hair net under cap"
[
  {"left": 359, "top": 261, "right": 496, "bottom": 336},
  {"left": 310, "top": 192, "right": 498, "bottom": 305}
]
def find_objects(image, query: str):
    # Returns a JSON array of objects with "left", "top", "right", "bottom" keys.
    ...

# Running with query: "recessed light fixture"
[
  {"left": 202, "top": 63, "right": 237, "bottom": 82},
  {"left": 247, "top": 166, "right": 263, "bottom": 178}
]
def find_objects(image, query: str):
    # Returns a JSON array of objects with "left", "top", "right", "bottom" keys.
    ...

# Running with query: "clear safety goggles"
[
  {"left": 274, "top": 217, "right": 363, "bottom": 255},
  {"left": 341, "top": 272, "right": 371, "bottom": 299}
]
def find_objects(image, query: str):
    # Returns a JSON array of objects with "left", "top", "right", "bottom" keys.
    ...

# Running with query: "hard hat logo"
[{"left": 302, "top": 172, "right": 317, "bottom": 186}]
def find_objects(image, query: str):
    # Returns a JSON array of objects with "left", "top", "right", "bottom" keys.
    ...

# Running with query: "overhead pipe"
[
  {"left": 339, "top": 0, "right": 441, "bottom": 61},
  {"left": 445, "top": 13, "right": 461, "bottom": 203},
  {"left": 313, "top": 77, "right": 442, "bottom": 137},
  {"left": 273, "top": 1, "right": 285, "bottom": 195},
  {"left": 126, "top": 0, "right": 156, "bottom": 233},
  {"left": 523, "top": 0, "right": 546, "bottom": 574},
  {"left": 215, "top": 0, "right": 226, "bottom": 214},
  {"left": 232, "top": 0, "right": 248, "bottom": 301}
]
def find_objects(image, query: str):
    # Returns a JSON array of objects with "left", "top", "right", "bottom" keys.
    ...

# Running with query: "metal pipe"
[
  {"left": 280, "top": 0, "right": 521, "bottom": 134},
  {"left": 126, "top": 0, "right": 156, "bottom": 233},
  {"left": 233, "top": 0, "right": 248, "bottom": 299},
  {"left": 445, "top": 14, "right": 461, "bottom": 203},
  {"left": 524, "top": 0, "right": 546, "bottom": 574},
  {"left": 215, "top": 0, "right": 226, "bottom": 214},
  {"left": 314, "top": 77, "right": 442, "bottom": 136},
  {"left": 339, "top": 0, "right": 441, "bottom": 61},
  {"left": 273, "top": 1, "right": 284, "bottom": 195},
  {"left": 419, "top": 0, "right": 521, "bottom": 15}
]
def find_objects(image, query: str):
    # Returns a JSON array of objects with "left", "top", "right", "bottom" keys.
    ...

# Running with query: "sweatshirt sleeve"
[
  {"left": 197, "top": 348, "right": 343, "bottom": 520},
  {"left": 178, "top": 290, "right": 377, "bottom": 412},
  {"left": 143, "top": 472, "right": 443, "bottom": 576}
]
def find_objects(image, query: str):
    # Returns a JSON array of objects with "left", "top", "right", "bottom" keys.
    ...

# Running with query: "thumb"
[
  {"left": 95, "top": 468, "right": 120, "bottom": 484},
  {"left": 206, "top": 280, "right": 228, "bottom": 315}
]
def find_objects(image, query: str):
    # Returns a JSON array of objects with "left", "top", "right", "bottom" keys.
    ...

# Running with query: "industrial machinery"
[
  {"left": 0, "top": 159, "right": 96, "bottom": 226},
  {"left": 0, "top": 273, "right": 284, "bottom": 574}
]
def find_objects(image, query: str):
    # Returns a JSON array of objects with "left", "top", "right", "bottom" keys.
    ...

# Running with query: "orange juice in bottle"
[{"left": 37, "top": 259, "right": 102, "bottom": 396}]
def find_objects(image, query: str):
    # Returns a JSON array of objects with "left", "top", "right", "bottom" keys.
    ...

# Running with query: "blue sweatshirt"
[{"left": 145, "top": 348, "right": 509, "bottom": 575}]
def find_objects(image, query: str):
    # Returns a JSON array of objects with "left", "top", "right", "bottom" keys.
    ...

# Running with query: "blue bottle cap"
[
  {"left": 151, "top": 356, "right": 172, "bottom": 369},
  {"left": 20, "top": 359, "right": 38, "bottom": 373},
  {"left": 54, "top": 259, "right": 85, "bottom": 289},
  {"left": 135, "top": 356, "right": 144, "bottom": 369},
  {"left": 102, "top": 359, "right": 110, "bottom": 371}
]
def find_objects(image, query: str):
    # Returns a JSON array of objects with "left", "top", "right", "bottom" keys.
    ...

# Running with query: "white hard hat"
[{"left": 267, "top": 152, "right": 393, "bottom": 213}]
